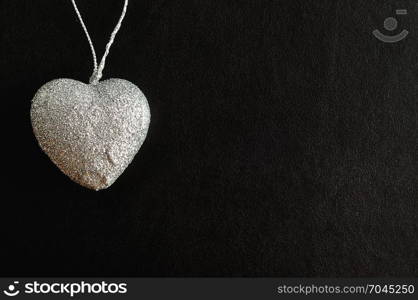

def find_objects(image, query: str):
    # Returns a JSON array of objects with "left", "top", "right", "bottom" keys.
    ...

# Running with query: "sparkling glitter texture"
[{"left": 31, "top": 78, "right": 151, "bottom": 190}]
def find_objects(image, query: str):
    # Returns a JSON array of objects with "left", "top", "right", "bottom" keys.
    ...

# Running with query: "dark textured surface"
[{"left": 0, "top": 0, "right": 417, "bottom": 276}]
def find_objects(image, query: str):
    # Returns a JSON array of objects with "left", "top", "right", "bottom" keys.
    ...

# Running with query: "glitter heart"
[{"left": 31, "top": 78, "right": 151, "bottom": 190}]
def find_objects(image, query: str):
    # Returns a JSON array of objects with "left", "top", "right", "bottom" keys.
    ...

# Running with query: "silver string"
[{"left": 70, "top": 0, "right": 129, "bottom": 84}]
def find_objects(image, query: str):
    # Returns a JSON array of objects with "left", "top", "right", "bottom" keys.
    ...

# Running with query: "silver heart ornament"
[{"left": 31, "top": 78, "right": 151, "bottom": 190}]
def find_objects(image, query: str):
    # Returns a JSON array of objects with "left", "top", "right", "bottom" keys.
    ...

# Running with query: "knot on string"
[{"left": 89, "top": 70, "right": 103, "bottom": 85}]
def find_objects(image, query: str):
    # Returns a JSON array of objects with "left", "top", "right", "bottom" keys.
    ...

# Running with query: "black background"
[{"left": 1, "top": 0, "right": 418, "bottom": 277}]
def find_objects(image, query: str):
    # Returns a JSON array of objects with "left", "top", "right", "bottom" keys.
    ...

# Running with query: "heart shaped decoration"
[{"left": 31, "top": 78, "right": 151, "bottom": 190}]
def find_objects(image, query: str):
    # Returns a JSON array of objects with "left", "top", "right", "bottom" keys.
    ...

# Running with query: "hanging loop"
[{"left": 70, "top": 0, "right": 129, "bottom": 84}]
